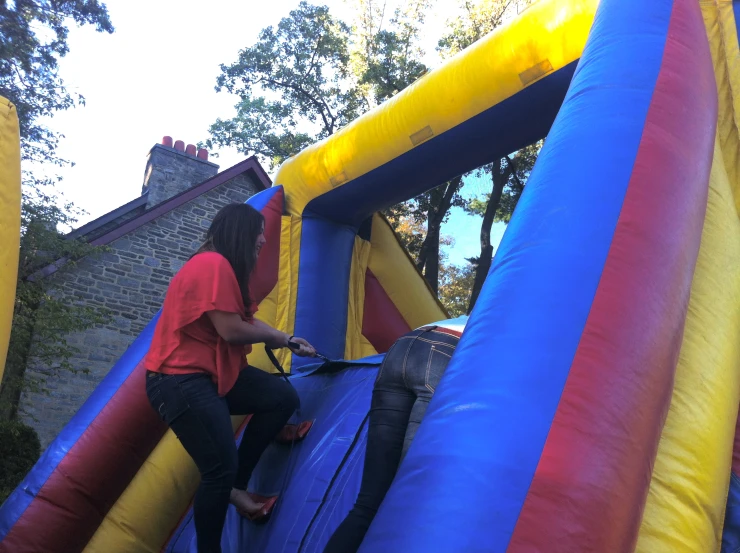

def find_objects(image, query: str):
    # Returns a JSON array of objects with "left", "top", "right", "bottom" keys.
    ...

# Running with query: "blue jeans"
[
  {"left": 323, "top": 327, "right": 460, "bottom": 553},
  {"left": 145, "top": 366, "right": 299, "bottom": 553}
]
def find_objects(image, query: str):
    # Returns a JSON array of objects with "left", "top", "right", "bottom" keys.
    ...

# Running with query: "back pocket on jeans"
[
  {"left": 149, "top": 377, "right": 190, "bottom": 425},
  {"left": 425, "top": 346, "right": 454, "bottom": 393}
]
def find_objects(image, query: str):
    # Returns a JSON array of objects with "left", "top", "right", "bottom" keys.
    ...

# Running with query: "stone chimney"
[{"left": 141, "top": 136, "right": 220, "bottom": 207}]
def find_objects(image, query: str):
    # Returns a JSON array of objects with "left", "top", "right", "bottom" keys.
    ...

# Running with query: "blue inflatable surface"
[{"left": 165, "top": 358, "right": 383, "bottom": 553}]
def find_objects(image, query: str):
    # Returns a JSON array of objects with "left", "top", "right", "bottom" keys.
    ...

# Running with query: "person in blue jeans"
[{"left": 323, "top": 315, "right": 468, "bottom": 553}]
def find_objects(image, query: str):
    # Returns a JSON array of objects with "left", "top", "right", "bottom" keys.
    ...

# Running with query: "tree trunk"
[
  {"left": 467, "top": 159, "right": 512, "bottom": 314},
  {"left": 415, "top": 176, "right": 462, "bottom": 294},
  {"left": 424, "top": 219, "right": 441, "bottom": 294}
]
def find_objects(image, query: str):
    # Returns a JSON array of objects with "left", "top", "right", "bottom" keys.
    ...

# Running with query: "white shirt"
[{"left": 416, "top": 315, "right": 469, "bottom": 335}]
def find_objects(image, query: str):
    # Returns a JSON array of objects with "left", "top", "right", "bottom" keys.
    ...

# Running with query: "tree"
[
  {"left": 464, "top": 143, "right": 539, "bottom": 312},
  {"left": 346, "top": 0, "right": 471, "bottom": 294},
  {"left": 0, "top": 198, "right": 108, "bottom": 420},
  {"left": 438, "top": 0, "right": 538, "bottom": 313},
  {"left": 0, "top": 1, "right": 114, "bottom": 420},
  {"left": 208, "top": 0, "right": 461, "bottom": 293},
  {"left": 0, "top": 1, "right": 114, "bottom": 166},
  {"left": 412, "top": 176, "right": 467, "bottom": 295},
  {"left": 350, "top": 0, "right": 432, "bottom": 107},
  {"left": 437, "top": 0, "right": 533, "bottom": 58},
  {"left": 204, "top": 2, "right": 363, "bottom": 170},
  {"left": 438, "top": 257, "right": 476, "bottom": 317}
]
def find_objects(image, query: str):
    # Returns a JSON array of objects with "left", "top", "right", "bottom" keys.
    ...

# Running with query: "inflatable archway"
[{"left": 3, "top": 0, "right": 740, "bottom": 551}]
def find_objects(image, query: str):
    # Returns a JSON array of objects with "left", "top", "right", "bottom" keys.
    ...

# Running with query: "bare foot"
[{"left": 230, "top": 489, "right": 264, "bottom": 516}]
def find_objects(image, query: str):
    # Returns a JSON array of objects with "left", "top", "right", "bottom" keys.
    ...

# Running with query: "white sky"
[{"left": 37, "top": 0, "right": 503, "bottom": 266}]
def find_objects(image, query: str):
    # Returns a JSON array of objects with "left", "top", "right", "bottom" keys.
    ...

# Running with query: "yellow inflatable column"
[
  {"left": 635, "top": 133, "right": 740, "bottom": 552},
  {"left": 635, "top": 4, "right": 740, "bottom": 550},
  {"left": 0, "top": 96, "right": 21, "bottom": 384}
]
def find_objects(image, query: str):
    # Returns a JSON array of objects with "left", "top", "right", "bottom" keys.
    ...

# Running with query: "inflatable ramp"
[{"left": 4, "top": 0, "right": 740, "bottom": 552}]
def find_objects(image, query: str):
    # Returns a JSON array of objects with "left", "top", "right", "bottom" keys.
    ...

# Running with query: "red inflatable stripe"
[
  {"left": 362, "top": 269, "right": 411, "bottom": 353},
  {"left": 0, "top": 363, "right": 166, "bottom": 553},
  {"left": 508, "top": 0, "right": 715, "bottom": 551},
  {"left": 251, "top": 189, "right": 283, "bottom": 304}
]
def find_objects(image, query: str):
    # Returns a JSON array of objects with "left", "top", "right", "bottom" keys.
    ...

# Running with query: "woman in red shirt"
[{"left": 144, "top": 203, "right": 315, "bottom": 553}]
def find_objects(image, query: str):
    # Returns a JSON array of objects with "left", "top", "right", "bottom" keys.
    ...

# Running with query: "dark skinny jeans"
[
  {"left": 323, "top": 327, "right": 460, "bottom": 553},
  {"left": 145, "top": 366, "right": 299, "bottom": 553}
]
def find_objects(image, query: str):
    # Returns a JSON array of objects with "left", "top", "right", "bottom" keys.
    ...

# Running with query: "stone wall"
[{"left": 20, "top": 174, "right": 260, "bottom": 446}]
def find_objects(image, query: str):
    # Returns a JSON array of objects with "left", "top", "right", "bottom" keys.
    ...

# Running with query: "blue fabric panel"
[
  {"left": 164, "top": 362, "right": 379, "bottom": 553},
  {"left": 734, "top": 0, "right": 740, "bottom": 48},
  {"left": 0, "top": 313, "right": 159, "bottom": 537},
  {"left": 292, "top": 216, "right": 357, "bottom": 371},
  {"left": 357, "top": 1, "right": 672, "bottom": 552},
  {"left": 248, "top": 185, "right": 283, "bottom": 211},
  {"left": 304, "top": 62, "right": 578, "bottom": 227},
  {"left": 298, "top": 422, "right": 368, "bottom": 553},
  {"left": 723, "top": 472, "right": 740, "bottom": 553}
]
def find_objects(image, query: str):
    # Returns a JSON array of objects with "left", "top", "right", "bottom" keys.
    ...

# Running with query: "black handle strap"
[{"left": 265, "top": 346, "right": 290, "bottom": 383}]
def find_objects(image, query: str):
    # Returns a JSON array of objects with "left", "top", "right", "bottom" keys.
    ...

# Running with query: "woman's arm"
[
  {"left": 207, "top": 311, "right": 317, "bottom": 357},
  {"left": 208, "top": 311, "right": 288, "bottom": 348}
]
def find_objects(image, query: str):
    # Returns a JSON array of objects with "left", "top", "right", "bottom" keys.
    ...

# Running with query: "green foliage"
[
  {"left": 464, "top": 142, "right": 541, "bottom": 223},
  {"left": 355, "top": 0, "right": 432, "bottom": 105},
  {"left": 0, "top": 0, "right": 114, "bottom": 420},
  {"left": 205, "top": 2, "right": 364, "bottom": 170},
  {"left": 1, "top": 189, "right": 109, "bottom": 420},
  {"left": 0, "top": 0, "right": 114, "bottom": 165},
  {"left": 439, "top": 259, "right": 476, "bottom": 317},
  {"left": 437, "top": 0, "right": 533, "bottom": 59},
  {"left": 0, "top": 419, "right": 41, "bottom": 505}
]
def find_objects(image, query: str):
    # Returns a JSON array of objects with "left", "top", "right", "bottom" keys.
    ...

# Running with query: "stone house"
[{"left": 20, "top": 137, "right": 271, "bottom": 446}]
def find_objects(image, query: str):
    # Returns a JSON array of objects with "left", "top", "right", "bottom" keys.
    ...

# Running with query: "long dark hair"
[{"left": 196, "top": 203, "right": 265, "bottom": 309}]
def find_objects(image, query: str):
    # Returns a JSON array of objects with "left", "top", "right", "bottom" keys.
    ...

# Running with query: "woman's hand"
[{"left": 287, "top": 337, "right": 316, "bottom": 357}]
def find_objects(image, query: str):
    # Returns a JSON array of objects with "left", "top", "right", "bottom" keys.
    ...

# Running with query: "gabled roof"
[
  {"left": 88, "top": 156, "right": 270, "bottom": 247},
  {"left": 34, "top": 156, "right": 271, "bottom": 281}
]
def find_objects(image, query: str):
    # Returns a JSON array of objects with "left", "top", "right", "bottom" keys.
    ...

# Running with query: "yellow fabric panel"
[
  {"left": 368, "top": 214, "right": 446, "bottom": 329},
  {"left": 275, "top": 215, "right": 299, "bottom": 372},
  {"left": 344, "top": 236, "right": 376, "bottom": 361},
  {"left": 703, "top": 1, "right": 740, "bottom": 209},
  {"left": 272, "top": 0, "right": 599, "bottom": 217},
  {"left": 85, "top": 418, "right": 247, "bottom": 553},
  {"left": 250, "top": 282, "right": 279, "bottom": 374},
  {"left": 0, "top": 97, "right": 20, "bottom": 384},
  {"left": 635, "top": 135, "right": 740, "bottom": 552}
]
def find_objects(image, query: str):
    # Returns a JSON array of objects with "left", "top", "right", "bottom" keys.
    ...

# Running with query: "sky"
[{"left": 37, "top": 0, "right": 507, "bottom": 267}]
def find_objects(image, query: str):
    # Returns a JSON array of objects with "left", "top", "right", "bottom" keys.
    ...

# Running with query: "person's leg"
[
  {"left": 145, "top": 371, "right": 237, "bottom": 553},
  {"left": 323, "top": 335, "right": 419, "bottom": 553},
  {"left": 400, "top": 329, "right": 459, "bottom": 462},
  {"left": 224, "top": 366, "right": 300, "bottom": 491}
]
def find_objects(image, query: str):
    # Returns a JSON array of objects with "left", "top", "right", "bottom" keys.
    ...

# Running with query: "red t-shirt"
[{"left": 144, "top": 251, "right": 258, "bottom": 396}]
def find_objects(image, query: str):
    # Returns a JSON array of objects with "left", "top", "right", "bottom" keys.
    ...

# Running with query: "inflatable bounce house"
[{"left": 4, "top": 0, "right": 740, "bottom": 551}]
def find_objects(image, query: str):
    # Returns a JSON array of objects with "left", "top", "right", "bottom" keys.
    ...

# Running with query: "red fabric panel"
[
  {"left": 508, "top": 1, "right": 715, "bottom": 551},
  {"left": 362, "top": 269, "right": 411, "bottom": 353},
  {"left": 0, "top": 363, "right": 167, "bottom": 553},
  {"left": 251, "top": 189, "right": 283, "bottom": 304}
]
